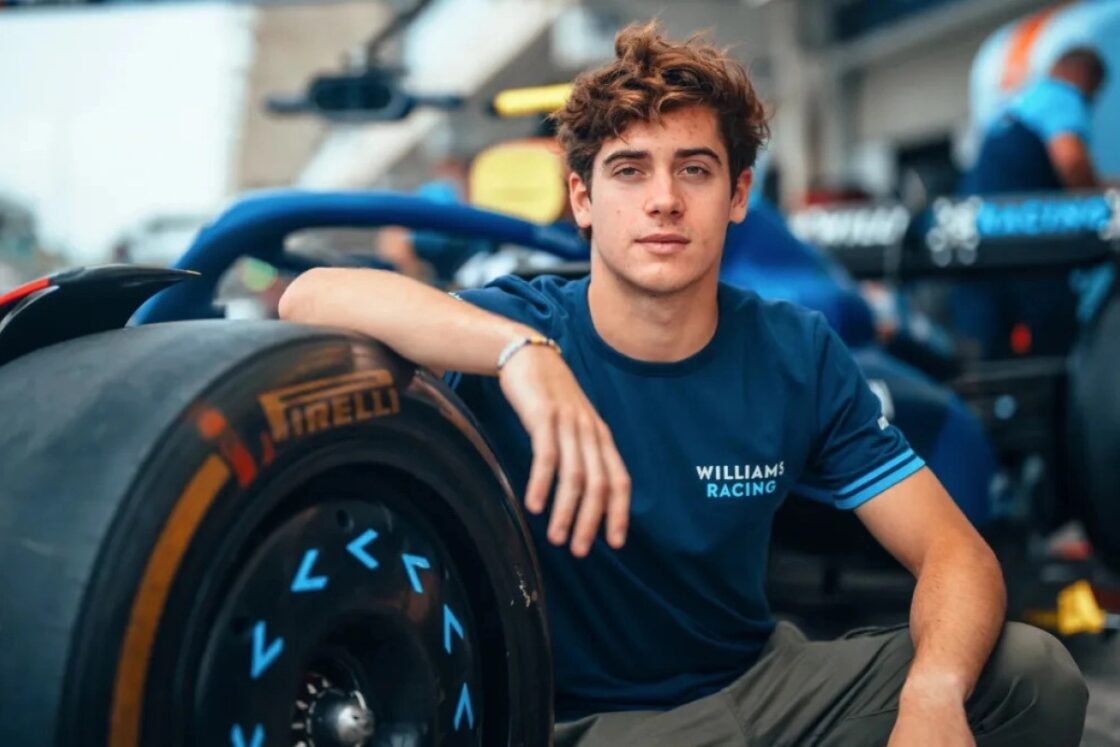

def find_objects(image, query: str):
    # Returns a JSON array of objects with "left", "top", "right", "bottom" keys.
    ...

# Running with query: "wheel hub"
[
  {"left": 293, "top": 671, "right": 376, "bottom": 747},
  {"left": 313, "top": 690, "right": 374, "bottom": 747}
]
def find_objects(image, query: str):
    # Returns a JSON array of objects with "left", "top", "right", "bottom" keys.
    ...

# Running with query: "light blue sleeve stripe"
[
  {"left": 835, "top": 457, "right": 925, "bottom": 510},
  {"left": 834, "top": 448, "right": 915, "bottom": 497}
]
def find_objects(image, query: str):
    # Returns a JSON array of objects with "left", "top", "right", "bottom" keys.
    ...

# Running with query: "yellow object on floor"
[{"left": 1025, "top": 579, "right": 1107, "bottom": 635}]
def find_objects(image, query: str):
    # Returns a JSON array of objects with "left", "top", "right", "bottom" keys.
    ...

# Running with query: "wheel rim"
[{"left": 192, "top": 488, "right": 483, "bottom": 747}]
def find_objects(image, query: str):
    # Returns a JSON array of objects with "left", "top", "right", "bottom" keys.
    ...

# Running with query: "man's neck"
[{"left": 586, "top": 263, "right": 720, "bottom": 363}]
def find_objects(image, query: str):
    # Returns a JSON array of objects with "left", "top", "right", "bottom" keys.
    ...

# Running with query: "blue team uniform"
[
  {"left": 447, "top": 275, "right": 923, "bottom": 720},
  {"left": 964, "top": 77, "right": 1092, "bottom": 194}
]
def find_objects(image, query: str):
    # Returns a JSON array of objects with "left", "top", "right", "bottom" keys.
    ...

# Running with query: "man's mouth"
[{"left": 635, "top": 233, "right": 690, "bottom": 254}]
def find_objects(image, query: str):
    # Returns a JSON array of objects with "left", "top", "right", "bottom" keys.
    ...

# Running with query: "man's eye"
[
  {"left": 682, "top": 165, "right": 710, "bottom": 176},
  {"left": 614, "top": 166, "right": 641, "bottom": 177}
]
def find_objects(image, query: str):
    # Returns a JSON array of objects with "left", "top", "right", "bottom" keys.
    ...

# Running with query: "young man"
[{"left": 279, "top": 23, "right": 1087, "bottom": 747}]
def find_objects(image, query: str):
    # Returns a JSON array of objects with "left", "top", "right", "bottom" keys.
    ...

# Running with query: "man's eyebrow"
[
  {"left": 601, "top": 149, "right": 650, "bottom": 166},
  {"left": 600, "top": 146, "right": 723, "bottom": 167},
  {"left": 676, "top": 147, "right": 721, "bottom": 163}
]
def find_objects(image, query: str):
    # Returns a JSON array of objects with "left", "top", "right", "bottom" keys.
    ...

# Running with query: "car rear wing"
[
  {"left": 789, "top": 190, "right": 1120, "bottom": 280},
  {"left": 0, "top": 266, "right": 195, "bottom": 366}
]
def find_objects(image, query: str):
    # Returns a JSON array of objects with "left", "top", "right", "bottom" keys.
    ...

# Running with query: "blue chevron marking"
[
  {"left": 444, "top": 604, "right": 464, "bottom": 654},
  {"left": 290, "top": 548, "right": 329, "bottom": 593},
  {"left": 346, "top": 529, "right": 380, "bottom": 570},
  {"left": 401, "top": 553, "right": 431, "bottom": 593},
  {"left": 250, "top": 621, "right": 284, "bottom": 680},
  {"left": 454, "top": 683, "right": 474, "bottom": 730},
  {"left": 230, "top": 723, "right": 264, "bottom": 747}
]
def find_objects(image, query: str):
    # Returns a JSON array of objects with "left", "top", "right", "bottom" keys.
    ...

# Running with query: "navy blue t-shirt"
[{"left": 448, "top": 275, "right": 923, "bottom": 720}]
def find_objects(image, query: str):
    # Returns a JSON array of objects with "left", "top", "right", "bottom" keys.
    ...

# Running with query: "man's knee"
[{"left": 972, "top": 622, "right": 1088, "bottom": 741}]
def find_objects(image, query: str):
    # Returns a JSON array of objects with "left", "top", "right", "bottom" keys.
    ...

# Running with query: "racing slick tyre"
[
  {"left": 0, "top": 320, "right": 551, "bottom": 747},
  {"left": 1067, "top": 291, "right": 1120, "bottom": 574}
]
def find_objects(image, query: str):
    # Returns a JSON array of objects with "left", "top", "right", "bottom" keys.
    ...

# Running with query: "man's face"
[{"left": 569, "top": 105, "right": 751, "bottom": 296}]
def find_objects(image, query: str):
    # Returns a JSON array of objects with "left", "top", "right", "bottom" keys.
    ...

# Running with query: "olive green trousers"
[{"left": 554, "top": 621, "right": 1087, "bottom": 747}]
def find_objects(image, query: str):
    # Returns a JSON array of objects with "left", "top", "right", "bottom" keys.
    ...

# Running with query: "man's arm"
[
  {"left": 855, "top": 467, "right": 1005, "bottom": 743},
  {"left": 1048, "top": 133, "right": 1100, "bottom": 189},
  {"left": 279, "top": 267, "right": 538, "bottom": 378},
  {"left": 279, "top": 268, "right": 631, "bottom": 556}
]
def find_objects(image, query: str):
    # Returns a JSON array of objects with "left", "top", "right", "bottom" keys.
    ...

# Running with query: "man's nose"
[{"left": 644, "top": 172, "right": 684, "bottom": 218}]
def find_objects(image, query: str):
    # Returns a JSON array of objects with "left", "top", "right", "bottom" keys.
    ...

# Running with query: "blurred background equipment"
[
  {"left": 264, "top": 0, "right": 465, "bottom": 123},
  {"left": 265, "top": 67, "right": 465, "bottom": 123},
  {"left": 5, "top": 0, "right": 1117, "bottom": 269}
]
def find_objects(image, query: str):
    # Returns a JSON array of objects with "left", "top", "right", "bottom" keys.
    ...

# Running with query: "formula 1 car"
[
  {"left": 0, "top": 187, "right": 1116, "bottom": 746},
  {"left": 788, "top": 190, "right": 1120, "bottom": 574}
]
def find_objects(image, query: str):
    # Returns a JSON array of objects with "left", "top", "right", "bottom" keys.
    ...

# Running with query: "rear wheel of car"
[
  {"left": 1067, "top": 291, "right": 1120, "bottom": 574},
  {"left": 0, "top": 320, "right": 551, "bottom": 747}
]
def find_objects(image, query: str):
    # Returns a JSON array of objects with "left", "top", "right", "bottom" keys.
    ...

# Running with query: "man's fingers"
[
  {"left": 525, "top": 413, "right": 558, "bottom": 514},
  {"left": 599, "top": 423, "right": 631, "bottom": 549},
  {"left": 547, "top": 413, "right": 585, "bottom": 546},
  {"left": 570, "top": 417, "right": 609, "bottom": 557}
]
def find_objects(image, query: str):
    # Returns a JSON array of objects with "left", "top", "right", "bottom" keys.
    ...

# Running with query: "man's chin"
[
  {"left": 620, "top": 268, "right": 707, "bottom": 298},
  {"left": 592, "top": 251, "right": 717, "bottom": 297}
]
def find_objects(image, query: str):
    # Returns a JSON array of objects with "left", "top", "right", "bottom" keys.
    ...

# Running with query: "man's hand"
[
  {"left": 888, "top": 678, "right": 974, "bottom": 747},
  {"left": 498, "top": 345, "right": 631, "bottom": 557}
]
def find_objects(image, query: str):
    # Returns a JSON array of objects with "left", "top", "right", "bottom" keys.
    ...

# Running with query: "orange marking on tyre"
[
  {"left": 110, "top": 455, "right": 231, "bottom": 747},
  {"left": 221, "top": 438, "right": 258, "bottom": 488},
  {"left": 195, "top": 407, "right": 227, "bottom": 440},
  {"left": 194, "top": 405, "right": 258, "bottom": 487}
]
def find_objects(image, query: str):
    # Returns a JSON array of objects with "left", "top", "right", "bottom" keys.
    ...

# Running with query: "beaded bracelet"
[{"left": 496, "top": 335, "right": 562, "bottom": 373}]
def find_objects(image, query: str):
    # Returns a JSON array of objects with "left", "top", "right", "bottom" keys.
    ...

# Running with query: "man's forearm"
[
  {"left": 904, "top": 538, "right": 1006, "bottom": 701},
  {"left": 1049, "top": 135, "right": 1100, "bottom": 189},
  {"left": 279, "top": 268, "right": 535, "bottom": 375}
]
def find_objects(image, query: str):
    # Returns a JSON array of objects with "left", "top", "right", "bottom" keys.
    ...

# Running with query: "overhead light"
[{"left": 490, "top": 84, "right": 573, "bottom": 118}]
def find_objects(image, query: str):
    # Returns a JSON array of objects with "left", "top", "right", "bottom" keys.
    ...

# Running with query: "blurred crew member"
[{"left": 964, "top": 47, "right": 1107, "bottom": 193}]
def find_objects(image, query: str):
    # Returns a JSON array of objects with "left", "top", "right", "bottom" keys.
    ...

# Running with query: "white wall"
[
  {"left": 0, "top": 3, "right": 255, "bottom": 262},
  {"left": 853, "top": 25, "right": 992, "bottom": 146},
  {"left": 807, "top": 0, "right": 1053, "bottom": 197}
]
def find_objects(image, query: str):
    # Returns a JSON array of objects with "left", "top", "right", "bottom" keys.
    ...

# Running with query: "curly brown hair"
[{"left": 553, "top": 21, "right": 769, "bottom": 194}]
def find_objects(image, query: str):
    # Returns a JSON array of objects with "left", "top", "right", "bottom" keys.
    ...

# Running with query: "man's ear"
[
  {"left": 569, "top": 171, "right": 593, "bottom": 231},
  {"left": 729, "top": 168, "right": 753, "bottom": 224}
]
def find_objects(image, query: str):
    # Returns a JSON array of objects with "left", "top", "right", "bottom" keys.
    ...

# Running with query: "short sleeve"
[
  {"left": 1017, "top": 80, "right": 1092, "bottom": 142},
  {"left": 793, "top": 316, "right": 925, "bottom": 510},
  {"left": 444, "top": 274, "right": 562, "bottom": 390},
  {"left": 450, "top": 275, "right": 561, "bottom": 335}
]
